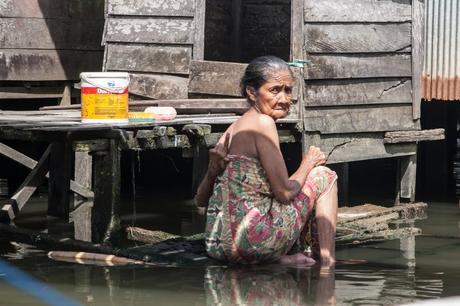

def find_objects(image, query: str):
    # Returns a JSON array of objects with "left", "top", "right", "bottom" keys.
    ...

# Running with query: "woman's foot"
[{"left": 280, "top": 253, "right": 316, "bottom": 266}]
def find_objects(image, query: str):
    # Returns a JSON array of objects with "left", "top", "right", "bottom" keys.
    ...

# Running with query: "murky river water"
[{"left": 1, "top": 197, "right": 460, "bottom": 306}]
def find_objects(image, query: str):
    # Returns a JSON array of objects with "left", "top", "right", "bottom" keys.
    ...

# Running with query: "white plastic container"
[{"left": 80, "top": 72, "right": 130, "bottom": 123}]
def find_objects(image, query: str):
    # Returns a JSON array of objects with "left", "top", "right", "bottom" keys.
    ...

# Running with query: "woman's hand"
[
  {"left": 303, "top": 146, "right": 326, "bottom": 168},
  {"left": 207, "top": 133, "right": 230, "bottom": 178}
]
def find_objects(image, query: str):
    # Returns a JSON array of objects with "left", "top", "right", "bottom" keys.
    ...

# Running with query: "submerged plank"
[
  {"left": 105, "top": 18, "right": 194, "bottom": 44},
  {"left": 304, "top": 79, "right": 412, "bottom": 106},
  {"left": 303, "top": 105, "right": 418, "bottom": 134},
  {"left": 304, "top": 0, "right": 411, "bottom": 22},
  {"left": 105, "top": 44, "right": 191, "bottom": 74},
  {"left": 304, "top": 23, "right": 411, "bottom": 53},
  {"left": 107, "top": 0, "right": 195, "bottom": 17}
]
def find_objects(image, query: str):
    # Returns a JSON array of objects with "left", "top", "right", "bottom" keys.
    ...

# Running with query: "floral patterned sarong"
[{"left": 205, "top": 154, "right": 337, "bottom": 264}]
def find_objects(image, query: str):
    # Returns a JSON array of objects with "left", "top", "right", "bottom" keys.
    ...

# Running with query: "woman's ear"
[{"left": 246, "top": 86, "right": 257, "bottom": 103}]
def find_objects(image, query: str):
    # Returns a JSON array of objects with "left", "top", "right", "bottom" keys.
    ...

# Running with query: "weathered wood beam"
[
  {"left": 40, "top": 98, "right": 250, "bottom": 113},
  {"left": 398, "top": 154, "right": 417, "bottom": 202},
  {"left": 383, "top": 128, "right": 445, "bottom": 144},
  {"left": 48, "top": 142, "right": 72, "bottom": 219},
  {"left": 0, "top": 142, "right": 93, "bottom": 199},
  {"left": 91, "top": 139, "right": 121, "bottom": 244},
  {"left": 0, "top": 146, "right": 51, "bottom": 222},
  {"left": 412, "top": 0, "right": 424, "bottom": 119}
]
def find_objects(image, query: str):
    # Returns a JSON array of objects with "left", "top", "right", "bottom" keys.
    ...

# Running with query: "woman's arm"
[
  {"left": 255, "top": 115, "right": 325, "bottom": 203},
  {"left": 194, "top": 132, "right": 231, "bottom": 207}
]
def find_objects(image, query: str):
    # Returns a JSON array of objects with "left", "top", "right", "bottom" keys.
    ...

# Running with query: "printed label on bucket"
[{"left": 81, "top": 87, "right": 128, "bottom": 120}]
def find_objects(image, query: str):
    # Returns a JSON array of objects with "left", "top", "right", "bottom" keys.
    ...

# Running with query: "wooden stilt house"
[{"left": 103, "top": 0, "right": 439, "bottom": 203}]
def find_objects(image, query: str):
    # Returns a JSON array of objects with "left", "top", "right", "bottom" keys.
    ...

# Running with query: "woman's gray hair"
[{"left": 240, "top": 56, "right": 293, "bottom": 104}]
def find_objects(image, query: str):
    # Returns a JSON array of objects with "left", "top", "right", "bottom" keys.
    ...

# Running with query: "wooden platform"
[{"left": 0, "top": 109, "right": 299, "bottom": 244}]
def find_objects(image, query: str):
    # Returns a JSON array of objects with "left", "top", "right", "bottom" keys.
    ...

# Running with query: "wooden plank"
[
  {"left": 107, "top": 0, "right": 195, "bottom": 17},
  {"left": 304, "top": 133, "right": 417, "bottom": 163},
  {"left": 0, "top": 50, "right": 103, "bottom": 81},
  {"left": 193, "top": 0, "right": 206, "bottom": 60},
  {"left": 384, "top": 128, "right": 445, "bottom": 143},
  {"left": 105, "top": 18, "right": 194, "bottom": 44},
  {"left": 0, "top": 18, "right": 104, "bottom": 50},
  {"left": 399, "top": 154, "right": 417, "bottom": 201},
  {"left": 189, "top": 60, "right": 247, "bottom": 96},
  {"left": 48, "top": 142, "right": 72, "bottom": 219},
  {"left": 304, "top": 0, "right": 411, "bottom": 22},
  {"left": 0, "top": 146, "right": 51, "bottom": 222},
  {"left": 0, "top": 142, "right": 93, "bottom": 199},
  {"left": 129, "top": 73, "right": 188, "bottom": 99},
  {"left": 91, "top": 139, "right": 121, "bottom": 244},
  {"left": 0, "top": 86, "right": 76, "bottom": 100},
  {"left": 291, "top": 0, "right": 304, "bottom": 61},
  {"left": 105, "top": 44, "right": 191, "bottom": 75},
  {"left": 305, "top": 79, "right": 412, "bottom": 106},
  {"left": 303, "top": 105, "right": 419, "bottom": 134},
  {"left": 0, "top": 0, "right": 104, "bottom": 19},
  {"left": 305, "top": 54, "right": 412, "bottom": 79},
  {"left": 412, "top": 0, "right": 424, "bottom": 119},
  {"left": 304, "top": 23, "right": 411, "bottom": 53}
]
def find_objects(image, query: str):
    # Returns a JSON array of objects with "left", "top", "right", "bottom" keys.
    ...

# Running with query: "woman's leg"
[{"left": 315, "top": 181, "right": 338, "bottom": 267}]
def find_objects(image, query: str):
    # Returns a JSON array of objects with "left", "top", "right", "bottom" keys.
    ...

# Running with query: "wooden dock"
[{"left": 0, "top": 108, "right": 299, "bottom": 244}]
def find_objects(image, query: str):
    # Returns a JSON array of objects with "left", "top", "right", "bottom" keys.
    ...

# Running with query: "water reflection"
[{"left": 204, "top": 266, "right": 335, "bottom": 306}]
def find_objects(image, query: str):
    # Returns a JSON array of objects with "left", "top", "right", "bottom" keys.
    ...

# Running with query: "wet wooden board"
[
  {"left": 304, "top": 0, "right": 411, "bottom": 22},
  {"left": 304, "top": 23, "right": 411, "bottom": 53},
  {"left": 105, "top": 18, "right": 194, "bottom": 44}
]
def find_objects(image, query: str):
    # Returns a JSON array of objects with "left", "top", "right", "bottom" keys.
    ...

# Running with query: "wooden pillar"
[
  {"left": 91, "top": 139, "right": 121, "bottom": 244},
  {"left": 48, "top": 141, "right": 72, "bottom": 219},
  {"left": 70, "top": 145, "right": 93, "bottom": 242},
  {"left": 396, "top": 154, "right": 417, "bottom": 204},
  {"left": 192, "top": 141, "right": 209, "bottom": 196},
  {"left": 338, "top": 162, "right": 349, "bottom": 207}
]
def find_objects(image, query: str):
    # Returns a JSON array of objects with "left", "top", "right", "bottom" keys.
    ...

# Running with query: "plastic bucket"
[{"left": 80, "top": 72, "right": 130, "bottom": 123}]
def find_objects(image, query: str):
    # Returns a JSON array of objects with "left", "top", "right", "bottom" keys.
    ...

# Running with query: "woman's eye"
[{"left": 270, "top": 88, "right": 280, "bottom": 94}]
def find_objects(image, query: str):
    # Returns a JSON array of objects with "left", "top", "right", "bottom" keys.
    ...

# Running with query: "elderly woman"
[{"left": 195, "top": 56, "right": 338, "bottom": 266}]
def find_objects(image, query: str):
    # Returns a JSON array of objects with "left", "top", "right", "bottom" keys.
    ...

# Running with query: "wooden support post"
[
  {"left": 0, "top": 146, "right": 51, "bottom": 222},
  {"left": 48, "top": 142, "right": 72, "bottom": 219},
  {"left": 338, "top": 163, "right": 349, "bottom": 207},
  {"left": 70, "top": 146, "right": 93, "bottom": 242},
  {"left": 397, "top": 154, "right": 417, "bottom": 204},
  {"left": 192, "top": 141, "right": 209, "bottom": 197},
  {"left": 0, "top": 142, "right": 93, "bottom": 199},
  {"left": 91, "top": 139, "right": 121, "bottom": 244},
  {"left": 183, "top": 124, "right": 211, "bottom": 196}
]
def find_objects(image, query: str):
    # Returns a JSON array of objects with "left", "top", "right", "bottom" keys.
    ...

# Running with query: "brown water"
[{"left": 1, "top": 197, "right": 460, "bottom": 306}]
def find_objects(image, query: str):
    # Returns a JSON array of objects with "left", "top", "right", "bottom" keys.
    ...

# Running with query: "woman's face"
[{"left": 250, "top": 70, "right": 294, "bottom": 120}]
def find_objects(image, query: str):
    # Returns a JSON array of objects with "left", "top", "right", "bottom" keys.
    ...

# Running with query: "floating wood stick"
[{"left": 48, "top": 251, "right": 143, "bottom": 266}]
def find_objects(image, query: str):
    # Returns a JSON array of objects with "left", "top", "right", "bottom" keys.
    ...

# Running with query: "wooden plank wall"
[
  {"left": 303, "top": 0, "right": 419, "bottom": 135},
  {"left": 104, "top": 0, "right": 204, "bottom": 100},
  {"left": 0, "top": 0, "right": 104, "bottom": 81}
]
